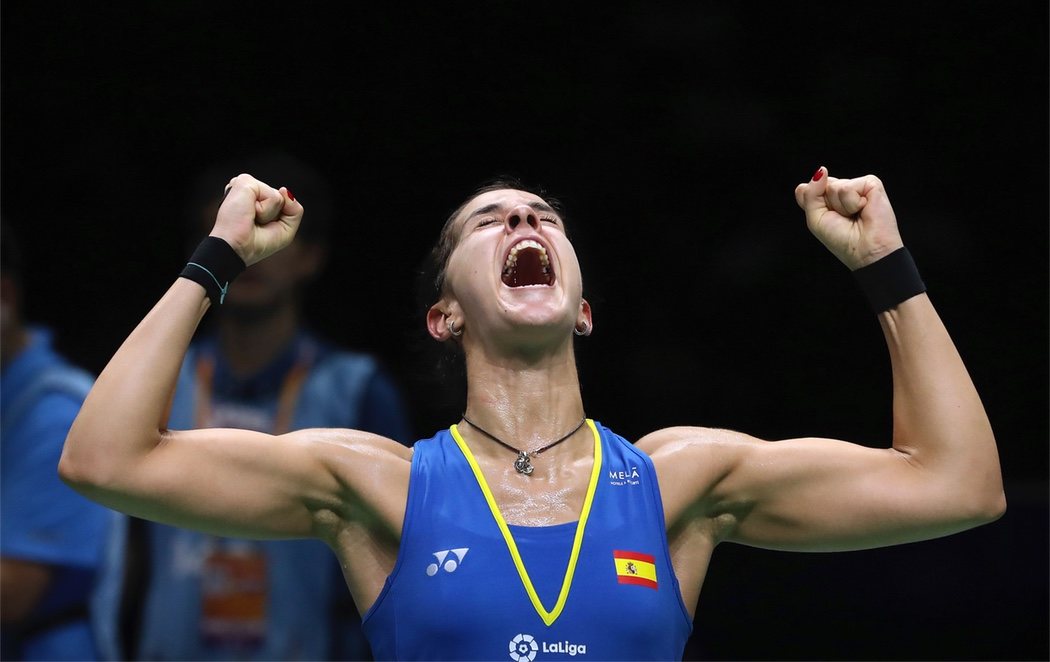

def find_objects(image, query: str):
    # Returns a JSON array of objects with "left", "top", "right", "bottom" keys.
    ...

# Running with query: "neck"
[
  {"left": 462, "top": 342, "right": 586, "bottom": 454},
  {"left": 217, "top": 304, "right": 299, "bottom": 378}
]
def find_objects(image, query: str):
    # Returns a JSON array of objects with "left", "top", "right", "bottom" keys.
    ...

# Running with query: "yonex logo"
[
  {"left": 425, "top": 548, "right": 469, "bottom": 576},
  {"left": 509, "top": 633, "right": 538, "bottom": 662}
]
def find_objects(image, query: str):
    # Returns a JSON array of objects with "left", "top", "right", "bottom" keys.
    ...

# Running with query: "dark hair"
[
  {"left": 422, "top": 176, "right": 567, "bottom": 307},
  {"left": 184, "top": 150, "right": 335, "bottom": 245}
]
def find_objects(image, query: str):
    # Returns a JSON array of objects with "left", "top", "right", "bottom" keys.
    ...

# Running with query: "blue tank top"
[{"left": 362, "top": 420, "right": 692, "bottom": 660}]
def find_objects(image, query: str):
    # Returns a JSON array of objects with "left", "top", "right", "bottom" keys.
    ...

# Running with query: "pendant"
[{"left": 514, "top": 451, "right": 535, "bottom": 476}]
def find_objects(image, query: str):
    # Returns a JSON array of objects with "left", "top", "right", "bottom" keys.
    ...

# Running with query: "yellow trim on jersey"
[{"left": 450, "top": 419, "right": 602, "bottom": 627}]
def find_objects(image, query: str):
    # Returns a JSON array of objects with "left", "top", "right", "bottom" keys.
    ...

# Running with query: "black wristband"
[
  {"left": 179, "top": 237, "right": 246, "bottom": 306},
  {"left": 852, "top": 247, "right": 926, "bottom": 313}
]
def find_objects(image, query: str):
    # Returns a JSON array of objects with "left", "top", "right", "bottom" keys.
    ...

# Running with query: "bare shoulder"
[
  {"left": 636, "top": 426, "right": 761, "bottom": 525},
  {"left": 300, "top": 428, "right": 414, "bottom": 492},
  {"left": 292, "top": 427, "right": 413, "bottom": 538},
  {"left": 637, "top": 425, "right": 760, "bottom": 468},
  {"left": 299, "top": 427, "right": 414, "bottom": 463}
]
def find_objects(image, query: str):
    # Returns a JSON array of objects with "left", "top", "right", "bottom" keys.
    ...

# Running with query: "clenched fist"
[
  {"left": 210, "top": 173, "right": 304, "bottom": 266},
  {"left": 795, "top": 167, "right": 905, "bottom": 271}
]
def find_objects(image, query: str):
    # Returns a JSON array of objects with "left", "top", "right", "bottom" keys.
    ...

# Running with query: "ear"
[
  {"left": 427, "top": 302, "right": 456, "bottom": 341},
  {"left": 576, "top": 298, "right": 594, "bottom": 336}
]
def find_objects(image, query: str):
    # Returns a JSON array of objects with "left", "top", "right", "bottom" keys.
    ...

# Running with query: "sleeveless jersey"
[{"left": 362, "top": 420, "right": 692, "bottom": 660}]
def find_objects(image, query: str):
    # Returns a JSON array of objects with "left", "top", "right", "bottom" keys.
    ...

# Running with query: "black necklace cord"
[{"left": 460, "top": 414, "right": 587, "bottom": 458}]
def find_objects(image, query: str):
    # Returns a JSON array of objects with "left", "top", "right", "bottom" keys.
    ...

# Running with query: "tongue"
[{"left": 502, "top": 248, "right": 552, "bottom": 287}]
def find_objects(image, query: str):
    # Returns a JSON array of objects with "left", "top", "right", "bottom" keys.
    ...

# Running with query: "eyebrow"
[{"left": 465, "top": 200, "right": 558, "bottom": 221}]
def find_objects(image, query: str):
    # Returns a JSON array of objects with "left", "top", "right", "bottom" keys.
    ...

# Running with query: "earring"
[
  {"left": 447, "top": 317, "right": 463, "bottom": 338},
  {"left": 573, "top": 321, "right": 591, "bottom": 337}
]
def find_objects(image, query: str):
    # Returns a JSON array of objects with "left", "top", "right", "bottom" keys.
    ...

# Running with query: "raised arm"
[
  {"left": 59, "top": 175, "right": 410, "bottom": 541},
  {"left": 645, "top": 168, "right": 1005, "bottom": 552}
]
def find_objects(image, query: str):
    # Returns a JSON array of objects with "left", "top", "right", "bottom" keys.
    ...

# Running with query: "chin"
[
  {"left": 503, "top": 308, "right": 576, "bottom": 338},
  {"left": 500, "top": 293, "right": 569, "bottom": 322}
]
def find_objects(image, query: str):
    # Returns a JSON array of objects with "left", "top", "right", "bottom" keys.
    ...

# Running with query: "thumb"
[
  {"left": 274, "top": 187, "right": 304, "bottom": 242},
  {"left": 277, "top": 187, "right": 304, "bottom": 225},
  {"left": 794, "top": 166, "right": 828, "bottom": 214}
]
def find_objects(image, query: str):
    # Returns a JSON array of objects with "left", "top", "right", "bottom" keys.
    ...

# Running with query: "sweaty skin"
[{"left": 61, "top": 171, "right": 1004, "bottom": 619}]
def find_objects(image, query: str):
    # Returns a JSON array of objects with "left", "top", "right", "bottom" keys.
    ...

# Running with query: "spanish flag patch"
[{"left": 613, "top": 550, "right": 657, "bottom": 589}]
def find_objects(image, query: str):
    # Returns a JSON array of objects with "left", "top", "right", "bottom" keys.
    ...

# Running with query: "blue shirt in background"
[{"left": 1, "top": 327, "right": 109, "bottom": 661}]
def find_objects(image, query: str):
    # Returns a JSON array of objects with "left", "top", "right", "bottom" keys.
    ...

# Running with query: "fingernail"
[
  {"left": 811, "top": 167, "right": 824, "bottom": 182},
  {"left": 286, "top": 188, "right": 296, "bottom": 201}
]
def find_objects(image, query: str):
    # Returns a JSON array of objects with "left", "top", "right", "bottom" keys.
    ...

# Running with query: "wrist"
[
  {"left": 207, "top": 230, "right": 252, "bottom": 263},
  {"left": 852, "top": 246, "right": 926, "bottom": 313},
  {"left": 849, "top": 241, "right": 905, "bottom": 271},
  {"left": 178, "top": 237, "right": 246, "bottom": 307}
]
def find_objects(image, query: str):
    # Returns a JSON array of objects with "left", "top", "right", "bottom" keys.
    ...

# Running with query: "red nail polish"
[
  {"left": 286, "top": 188, "right": 296, "bottom": 201},
  {"left": 812, "top": 168, "right": 824, "bottom": 181}
]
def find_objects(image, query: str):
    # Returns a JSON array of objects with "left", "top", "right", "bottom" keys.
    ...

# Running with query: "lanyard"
[{"left": 192, "top": 339, "right": 314, "bottom": 435}]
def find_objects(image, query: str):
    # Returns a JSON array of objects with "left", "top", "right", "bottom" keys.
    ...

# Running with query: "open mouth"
[{"left": 502, "top": 239, "right": 554, "bottom": 287}]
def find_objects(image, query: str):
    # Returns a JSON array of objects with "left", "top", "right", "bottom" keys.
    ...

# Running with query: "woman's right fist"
[{"left": 210, "top": 173, "right": 304, "bottom": 266}]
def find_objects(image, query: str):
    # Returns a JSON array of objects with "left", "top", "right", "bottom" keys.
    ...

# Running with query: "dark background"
[{"left": 2, "top": 2, "right": 1046, "bottom": 659}]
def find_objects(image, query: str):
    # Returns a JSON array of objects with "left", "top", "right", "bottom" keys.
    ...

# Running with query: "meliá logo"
[
  {"left": 608, "top": 465, "right": 640, "bottom": 486},
  {"left": 508, "top": 633, "right": 588, "bottom": 660}
]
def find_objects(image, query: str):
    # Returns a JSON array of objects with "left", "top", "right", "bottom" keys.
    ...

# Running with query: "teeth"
[{"left": 504, "top": 240, "right": 549, "bottom": 270}]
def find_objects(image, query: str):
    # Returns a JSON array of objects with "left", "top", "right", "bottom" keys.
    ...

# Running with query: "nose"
[{"left": 504, "top": 205, "right": 540, "bottom": 233}]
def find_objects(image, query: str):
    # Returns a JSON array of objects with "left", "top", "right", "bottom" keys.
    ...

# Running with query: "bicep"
[
  {"left": 716, "top": 435, "right": 967, "bottom": 551},
  {"left": 80, "top": 427, "right": 366, "bottom": 540}
]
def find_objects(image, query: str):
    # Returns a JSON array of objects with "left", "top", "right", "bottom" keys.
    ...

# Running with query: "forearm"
[
  {"left": 880, "top": 293, "right": 1004, "bottom": 513},
  {"left": 61, "top": 279, "right": 210, "bottom": 486}
]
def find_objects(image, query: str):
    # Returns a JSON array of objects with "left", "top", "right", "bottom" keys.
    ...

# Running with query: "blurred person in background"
[
  {"left": 1, "top": 221, "right": 110, "bottom": 660},
  {"left": 91, "top": 153, "right": 411, "bottom": 661}
]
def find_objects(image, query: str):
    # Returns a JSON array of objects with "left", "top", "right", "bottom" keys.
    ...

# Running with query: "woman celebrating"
[{"left": 61, "top": 168, "right": 1004, "bottom": 660}]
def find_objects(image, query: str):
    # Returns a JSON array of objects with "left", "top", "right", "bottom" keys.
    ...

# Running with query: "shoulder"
[
  {"left": 637, "top": 425, "right": 761, "bottom": 464},
  {"left": 299, "top": 427, "right": 414, "bottom": 466},
  {"left": 295, "top": 427, "right": 414, "bottom": 538},
  {"left": 636, "top": 426, "right": 764, "bottom": 523}
]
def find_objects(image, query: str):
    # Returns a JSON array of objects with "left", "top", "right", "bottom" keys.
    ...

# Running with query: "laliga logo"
[
  {"left": 509, "top": 633, "right": 538, "bottom": 662},
  {"left": 509, "top": 633, "right": 587, "bottom": 660}
]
